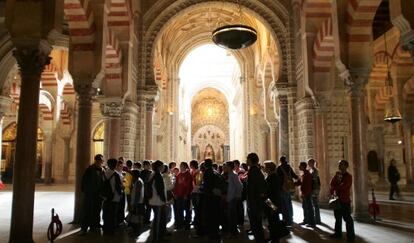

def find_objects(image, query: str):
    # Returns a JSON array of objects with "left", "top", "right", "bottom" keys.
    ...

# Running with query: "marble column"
[
  {"left": 346, "top": 77, "right": 370, "bottom": 222},
  {"left": 269, "top": 122, "right": 278, "bottom": 163},
  {"left": 287, "top": 86, "right": 298, "bottom": 164},
  {"left": 145, "top": 100, "right": 154, "bottom": 160},
  {"left": 99, "top": 98, "right": 123, "bottom": 159},
  {"left": 135, "top": 96, "right": 147, "bottom": 160},
  {"left": 278, "top": 95, "right": 289, "bottom": 157},
  {"left": 73, "top": 83, "right": 94, "bottom": 223},
  {"left": 9, "top": 44, "right": 51, "bottom": 243},
  {"left": 0, "top": 96, "right": 12, "bottom": 181},
  {"left": 62, "top": 137, "right": 71, "bottom": 184},
  {"left": 43, "top": 132, "right": 53, "bottom": 184},
  {"left": 403, "top": 120, "right": 413, "bottom": 186}
]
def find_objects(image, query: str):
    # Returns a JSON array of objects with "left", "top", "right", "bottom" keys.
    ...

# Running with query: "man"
[
  {"left": 246, "top": 153, "right": 266, "bottom": 243},
  {"left": 308, "top": 158, "right": 321, "bottom": 224},
  {"left": 330, "top": 160, "right": 355, "bottom": 242},
  {"left": 140, "top": 160, "right": 153, "bottom": 224},
  {"left": 124, "top": 160, "right": 134, "bottom": 212},
  {"left": 201, "top": 159, "right": 223, "bottom": 240},
  {"left": 224, "top": 161, "right": 243, "bottom": 238},
  {"left": 190, "top": 160, "right": 203, "bottom": 236},
  {"left": 148, "top": 160, "right": 167, "bottom": 243},
  {"left": 297, "top": 162, "right": 315, "bottom": 227},
  {"left": 276, "top": 155, "right": 298, "bottom": 226},
  {"left": 388, "top": 159, "right": 400, "bottom": 200},
  {"left": 233, "top": 160, "right": 246, "bottom": 226},
  {"left": 102, "top": 158, "right": 123, "bottom": 234},
  {"left": 173, "top": 162, "right": 193, "bottom": 230},
  {"left": 80, "top": 154, "right": 105, "bottom": 234}
]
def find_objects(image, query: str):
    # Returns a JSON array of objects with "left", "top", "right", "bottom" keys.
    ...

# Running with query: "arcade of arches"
[{"left": 1, "top": 0, "right": 414, "bottom": 242}]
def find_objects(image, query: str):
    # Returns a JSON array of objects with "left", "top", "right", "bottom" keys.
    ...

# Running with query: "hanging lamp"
[
  {"left": 212, "top": 0, "right": 257, "bottom": 49},
  {"left": 383, "top": 30, "right": 403, "bottom": 123}
]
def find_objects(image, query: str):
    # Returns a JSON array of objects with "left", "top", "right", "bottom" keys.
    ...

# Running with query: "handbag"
[{"left": 329, "top": 196, "right": 341, "bottom": 210}]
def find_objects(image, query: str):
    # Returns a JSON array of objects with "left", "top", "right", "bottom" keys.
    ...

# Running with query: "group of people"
[{"left": 80, "top": 153, "right": 356, "bottom": 243}]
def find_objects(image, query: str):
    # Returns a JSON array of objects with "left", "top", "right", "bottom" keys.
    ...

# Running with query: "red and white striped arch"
[
  {"left": 60, "top": 101, "right": 72, "bottom": 125},
  {"left": 302, "top": 0, "right": 332, "bottom": 19},
  {"left": 106, "top": 30, "right": 123, "bottom": 85},
  {"left": 346, "top": 0, "right": 382, "bottom": 42},
  {"left": 108, "top": 0, "right": 131, "bottom": 27},
  {"left": 393, "top": 45, "right": 414, "bottom": 67},
  {"left": 62, "top": 83, "right": 76, "bottom": 96},
  {"left": 374, "top": 86, "right": 390, "bottom": 112},
  {"left": 64, "top": 0, "right": 96, "bottom": 51},
  {"left": 313, "top": 17, "right": 334, "bottom": 73},
  {"left": 40, "top": 64, "right": 58, "bottom": 88}
]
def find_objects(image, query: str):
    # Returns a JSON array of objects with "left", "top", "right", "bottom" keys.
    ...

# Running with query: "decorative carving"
[
  {"left": 13, "top": 41, "right": 52, "bottom": 77},
  {"left": 278, "top": 95, "right": 288, "bottom": 106},
  {"left": 98, "top": 97, "right": 123, "bottom": 118}
]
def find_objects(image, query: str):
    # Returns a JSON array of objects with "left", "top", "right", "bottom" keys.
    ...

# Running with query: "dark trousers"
[
  {"left": 265, "top": 207, "right": 281, "bottom": 242},
  {"left": 227, "top": 198, "right": 240, "bottom": 235},
  {"left": 237, "top": 199, "right": 245, "bottom": 225},
  {"left": 280, "top": 192, "right": 293, "bottom": 225},
  {"left": 176, "top": 198, "right": 191, "bottom": 227},
  {"left": 191, "top": 193, "right": 202, "bottom": 234},
  {"left": 334, "top": 202, "right": 355, "bottom": 240},
  {"left": 302, "top": 195, "right": 315, "bottom": 226},
  {"left": 102, "top": 200, "right": 118, "bottom": 234},
  {"left": 311, "top": 194, "right": 321, "bottom": 223},
  {"left": 389, "top": 182, "right": 399, "bottom": 199},
  {"left": 144, "top": 199, "right": 152, "bottom": 224},
  {"left": 81, "top": 194, "right": 102, "bottom": 231},
  {"left": 151, "top": 205, "right": 166, "bottom": 242},
  {"left": 117, "top": 193, "right": 125, "bottom": 225},
  {"left": 247, "top": 201, "right": 265, "bottom": 243},
  {"left": 203, "top": 194, "right": 220, "bottom": 238}
]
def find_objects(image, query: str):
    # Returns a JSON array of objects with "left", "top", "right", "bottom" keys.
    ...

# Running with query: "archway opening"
[
  {"left": 179, "top": 44, "right": 242, "bottom": 163},
  {"left": 1, "top": 123, "right": 44, "bottom": 183},
  {"left": 92, "top": 122, "right": 105, "bottom": 157}
]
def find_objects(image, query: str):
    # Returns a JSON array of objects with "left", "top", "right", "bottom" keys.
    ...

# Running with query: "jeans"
[
  {"left": 176, "top": 198, "right": 191, "bottom": 227},
  {"left": 302, "top": 195, "right": 315, "bottom": 226},
  {"left": 280, "top": 191, "right": 293, "bottom": 225},
  {"left": 334, "top": 202, "right": 355, "bottom": 240},
  {"left": 191, "top": 193, "right": 202, "bottom": 234},
  {"left": 311, "top": 194, "right": 321, "bottom": 223},
  {"left": 151, "top": 205, "right": 166, "bottom": 242},
  {"left": 227, "top": 198, "right": 240, "bottom": 235}
]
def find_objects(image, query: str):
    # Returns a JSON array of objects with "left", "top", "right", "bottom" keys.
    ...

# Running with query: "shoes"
[
  {"left": 299, "top": 222, "right": 307, "bottom": 226},
  {"left": 330, "top": 233, "right": 342, "bottom": 239},
  {"left": 389, "top": 198, "right": 396, "bottom": 200},
  {"left": 306, "top": 224, "right": 316, "bottom": 228},
  {"left": 245, "top": 229, "right": 253, "bottom": 235}
]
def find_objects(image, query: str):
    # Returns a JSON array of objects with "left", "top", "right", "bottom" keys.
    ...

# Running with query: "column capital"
[
  {"left": 13, "top": 40, "right": 52, "bottom": 77},
  {"left": 315, "top": 93, "right": 330, "bottom": 113},
  {"left": 278, "top": 95, "right": 288, "bottom": 106},
  {"left": 146, "top": 99, "right": 155, "bottom": 111},
  {"left": 268, "top": 122, "right": 278, "bottom": 131},
  {"left": 98, "top": 97, "right": 124, "bottom": 118},
  {"left": 74, "top": 83, "right": 94, "bottom": 104},
  {"left": 339, "top": 68, "right": 369, "bottom": 97}
]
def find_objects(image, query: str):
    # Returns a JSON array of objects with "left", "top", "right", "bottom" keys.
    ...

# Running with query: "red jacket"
[
  {"left": 330, "top": 172, "right": 352, "bottom": 203},
  {"left": 174, "top": 170, "right": 193, "bottom": 199},
  {"left": 300, "top": 170, "right": 313, "bottom": 197}
]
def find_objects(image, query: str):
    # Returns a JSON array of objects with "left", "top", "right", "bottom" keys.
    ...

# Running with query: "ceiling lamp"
[
  {"left": 212, "top": 1, "right": 257, "bottom": 49},
  {"left": 383, "top": 31, "right": 402, "bottom": 123}
]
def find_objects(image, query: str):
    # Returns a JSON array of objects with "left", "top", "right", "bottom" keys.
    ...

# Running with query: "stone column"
[
  {"left": 278, "top": 95, "right": 289, "bottom": 157},
  {"left": 73, "top": 83, "right": 94, "bottom": 223},
  {"left": 346, "top": 75, "right": 370, "bottom": 222},
  {"left": 287, "top": 86, "right": 298, "bottom": 164},
  {"left": 9, "top": 43, "right": 51, "bottom": 243},
  {"left": 269, "top": 122, "right": 278, "bottom": 163},
  {"left": 403, "top": 120, "right": 413, "bottom": 186},
  {"left": 315, "top": 96, "right": 330, "bottom": 203},
  {"left": 0, "top": 96, "right": 12, "bottom": 181},
  {"left": 62, "top": 136, "right": 71, "bottom": 184},
  {"left": 99, "top": 98, "right": 123, "bottom": 158},
  {"left": 135, "top": 96, "right": 147, "bottom": 160},
  {"left": 43, "top": 131, "right": 53, "bottom": 184},
  {"left": 145, "top": 100, "right": 154, "bottom": 160}
]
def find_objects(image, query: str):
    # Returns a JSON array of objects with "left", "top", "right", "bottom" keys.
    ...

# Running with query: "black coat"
[
  {"left": 81, "top": 164, "right": 104, "bottom": 196},
  {"left": 247, "top": 165, "right": 266, "bottom": 205},
  {"left": 266, "top": 173, "right": 282, "bottom": 208},
  {"left": 388, "top": 165, "right": 400, "bottom": 184}
]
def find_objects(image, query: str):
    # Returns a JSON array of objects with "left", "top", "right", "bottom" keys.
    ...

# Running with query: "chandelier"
[
  {"left": 383, "top": 31, "right": 402, "bottom": 123},
  {"left": 212, "top": 1, "right": 257, "bottom": 50}
]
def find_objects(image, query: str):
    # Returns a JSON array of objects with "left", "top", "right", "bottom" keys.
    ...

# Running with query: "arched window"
[
  {"left": 93, "top": 122, "right": 105, "bottom": 156},
  {"left": 367, "top": 150, "right": 380, "bottom": 172}
]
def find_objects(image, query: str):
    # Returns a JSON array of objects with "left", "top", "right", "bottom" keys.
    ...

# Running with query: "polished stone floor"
[{"left": 1, "top": 184, "right": 414, "bottom": 243}]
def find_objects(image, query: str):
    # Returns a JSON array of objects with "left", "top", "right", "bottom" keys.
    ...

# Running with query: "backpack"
[
  {"left": 101, "top": 173, "right": 115, "bottom": 201},
  {"left": 281, "top": 167, "right": 295, "bottom": 193}
]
